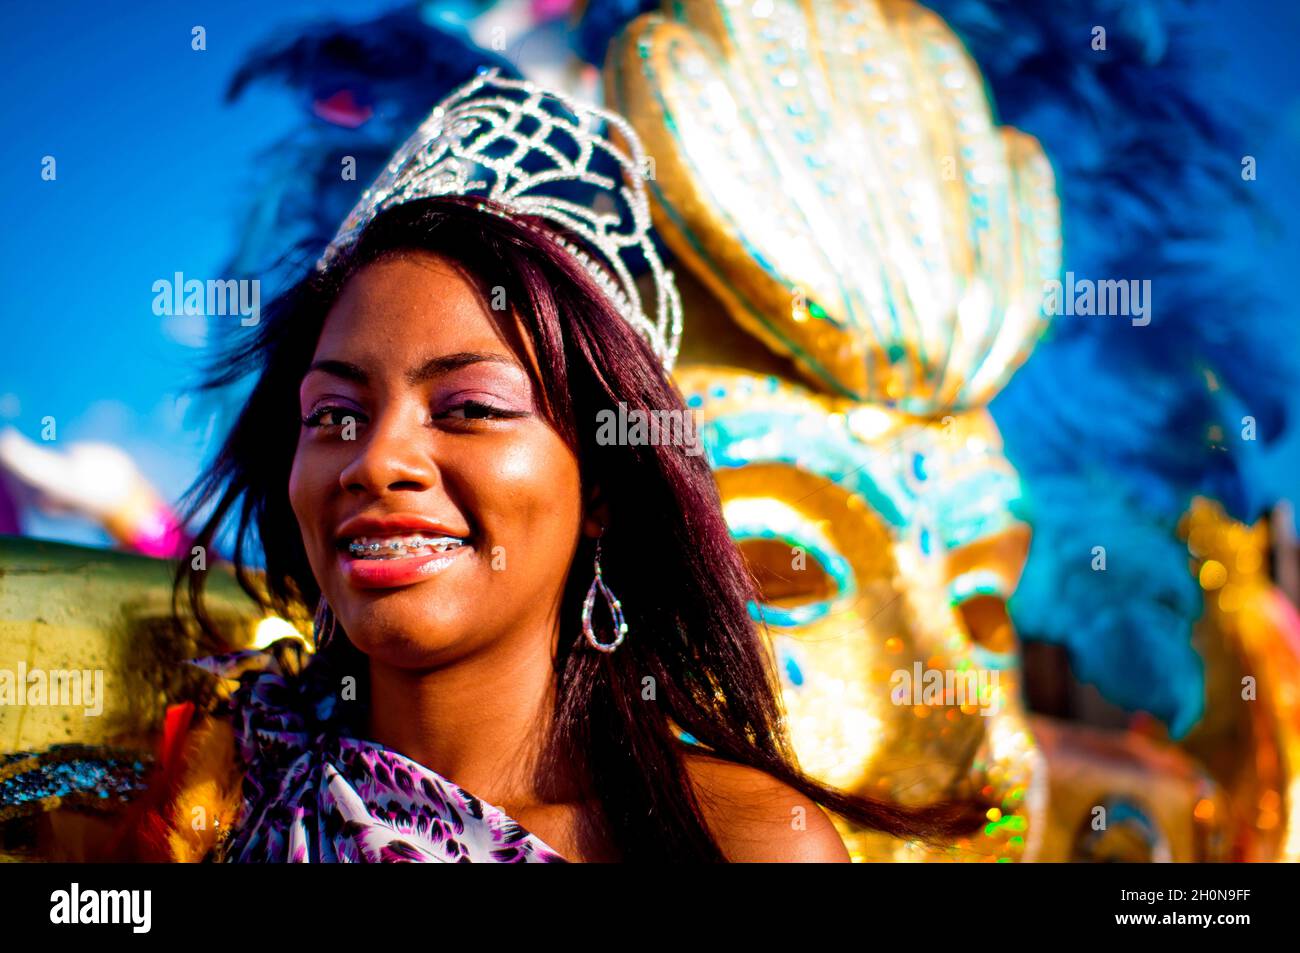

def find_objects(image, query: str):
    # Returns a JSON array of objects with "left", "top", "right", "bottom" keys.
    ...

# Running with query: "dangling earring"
[
  {"left": 582, "top": 533, "right": 627, "bottom": 653},
  {"left": 313, "top": 597, "right": 337, "bottom": 651}
]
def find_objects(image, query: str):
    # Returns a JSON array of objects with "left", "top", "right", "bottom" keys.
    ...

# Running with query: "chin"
[{"left": 335, "top": 593, "right": 485, "bottom": 669}]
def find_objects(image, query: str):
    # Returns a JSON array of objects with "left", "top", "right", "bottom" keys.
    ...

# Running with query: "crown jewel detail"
[{"left": 321, "top": 69, "right": 682, "bottom": 371}]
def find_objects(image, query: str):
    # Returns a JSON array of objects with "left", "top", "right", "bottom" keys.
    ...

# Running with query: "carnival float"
[{"left": 2, "top": 0, "right": 1296, "bottom": 862}]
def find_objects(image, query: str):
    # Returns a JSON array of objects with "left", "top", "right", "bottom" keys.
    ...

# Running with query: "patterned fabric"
[{"left": 192, "top": 642, "right": 567, "bottom": 863}]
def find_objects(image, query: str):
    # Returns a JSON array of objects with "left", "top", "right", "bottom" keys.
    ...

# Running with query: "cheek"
[
  {"left": 472, "top": 432, "right": 582, "bottom": 555},
  {"left": 288, "top": 440, "right": 334, "bottom": 548}
]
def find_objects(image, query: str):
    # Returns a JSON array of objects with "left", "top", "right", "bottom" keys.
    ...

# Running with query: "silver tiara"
[{"left": 320, "top": 69, "right": 682, "bottom": 371}]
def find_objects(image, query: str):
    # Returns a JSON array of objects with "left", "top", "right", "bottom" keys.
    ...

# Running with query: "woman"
[{"left": 145, "top": 73, "right": 982, "bottom": 863}]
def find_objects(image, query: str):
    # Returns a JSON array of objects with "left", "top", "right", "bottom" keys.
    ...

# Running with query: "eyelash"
[
  {"left": 439, "top": 400, "right": 529, "bottom": 422},
  {"left": 300, "top": 401, "right": 526, "bottom": 429},
  {"left": 301, "top": 405, "right": 361, "bottom": 429}
]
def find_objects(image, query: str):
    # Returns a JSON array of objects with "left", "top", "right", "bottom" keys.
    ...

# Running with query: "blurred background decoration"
[{"left": 1, "top": 0, "right": 1298, "bottom": 861}]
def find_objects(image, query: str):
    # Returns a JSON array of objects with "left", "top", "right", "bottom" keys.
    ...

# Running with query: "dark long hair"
[{"left": 177, "top": 194, "right": 986, "bottom": 861}]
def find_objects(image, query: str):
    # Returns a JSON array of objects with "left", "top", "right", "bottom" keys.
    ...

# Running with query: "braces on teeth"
[{"left": 347, "top": 536, "right": 464, "bottom": 557}]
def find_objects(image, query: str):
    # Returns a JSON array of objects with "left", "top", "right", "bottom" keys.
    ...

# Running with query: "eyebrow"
[{"left": 306, "top": 351, "right": 521, "bottom": 386}]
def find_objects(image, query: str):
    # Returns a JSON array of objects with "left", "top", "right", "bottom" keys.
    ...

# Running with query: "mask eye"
[
  {"left": 736, "top": 537, "right": 838, "bottom": 606},
  {"left": 723, "top": 498, "right": 855, "bottom": 628}
]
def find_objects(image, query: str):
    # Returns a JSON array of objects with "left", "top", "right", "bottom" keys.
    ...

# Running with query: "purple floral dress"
[{"left": 192, "top": 642, "right": 567, "bottom": 863}]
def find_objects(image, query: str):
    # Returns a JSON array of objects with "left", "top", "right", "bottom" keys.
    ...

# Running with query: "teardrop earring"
[
  {"left": 582, "top": 534, "right": 627, "bottom": 653},
  {"left": 313, "top": 597, "right": 337, "bottom": 651}
]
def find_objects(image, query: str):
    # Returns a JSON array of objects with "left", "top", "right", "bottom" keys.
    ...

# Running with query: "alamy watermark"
[
  {"left": 152, "top": 272, "right": 260, "bottom": 326},
  {"left": 1043, "top": 272, "right": 1151, "bottom": 327},
  {"left": 595, "top": 402, "right": 703, "bottom": 456},
  {"left": 50, "top": 883, "right": 150, "bottom": 933},
  {"left": 890, "top": 662, "right": 1001, "bottom": 717},
  {"left": 0, "top": 663, "right": 103, "bottom": 716}
]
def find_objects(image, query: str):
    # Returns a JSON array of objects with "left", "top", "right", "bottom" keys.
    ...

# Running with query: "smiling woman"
[{"left": 151, "top": 74, "right": 986, "bottom": 863}]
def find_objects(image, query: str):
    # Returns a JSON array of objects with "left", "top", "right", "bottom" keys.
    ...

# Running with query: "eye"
[
  {"left": 302, "top": 405, "right": 365, "bottom": 429},
  {"left": 437, "top": 400, "right": 527, "bottom": 422}
]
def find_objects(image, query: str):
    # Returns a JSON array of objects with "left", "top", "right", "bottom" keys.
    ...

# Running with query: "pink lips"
[
  {"left": 338, "top": 544, "right": 468, "bottom": 589},
  {"left": 334, "top": 513, "right": 472, "bottom": 590}
]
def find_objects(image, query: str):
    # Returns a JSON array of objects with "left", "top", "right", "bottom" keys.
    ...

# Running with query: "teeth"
[{"left": 347, "top": 534, "right": 465, "bottom": 559}]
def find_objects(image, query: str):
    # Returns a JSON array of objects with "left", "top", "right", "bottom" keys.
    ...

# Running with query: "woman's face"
[{"left": 289, "top": 252, "right": 588, "bottom": 667}]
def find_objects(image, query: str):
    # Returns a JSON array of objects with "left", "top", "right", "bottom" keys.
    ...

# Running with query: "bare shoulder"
[{"left": 681, "top": 751, "right": 851, "bottom": 863}]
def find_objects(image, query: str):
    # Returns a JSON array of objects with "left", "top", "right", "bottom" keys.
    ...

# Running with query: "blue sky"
[
  {"left": 1, "top": 0, "right": 394, "bottom": 543},
  {"left": 1, "top": 0, "right": 1297, "bottom": 546}
]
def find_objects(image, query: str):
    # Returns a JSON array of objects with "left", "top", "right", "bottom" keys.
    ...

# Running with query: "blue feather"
[{"left": 924, "top": 0, "right": 1294, "bottom": 735}]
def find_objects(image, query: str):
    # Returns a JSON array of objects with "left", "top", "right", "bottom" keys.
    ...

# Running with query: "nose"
[{"left": 337, "top": 404, "right": 438, "bottom": 497}]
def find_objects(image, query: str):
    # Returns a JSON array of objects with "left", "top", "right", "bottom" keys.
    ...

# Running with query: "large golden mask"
[
  {"left": 676, "top": 365, "right": 1044, "bottom": 860},
  {"left": 608, "top": 0, "right": 1057, "bottom": 860},
  {"left": 611, "top": 0, "right": 1229, "bottom": 861}
]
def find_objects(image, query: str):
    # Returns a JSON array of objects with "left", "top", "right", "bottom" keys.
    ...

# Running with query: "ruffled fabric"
[{"left": 191, "top": 641, "right": 567, "bottom": 863}]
